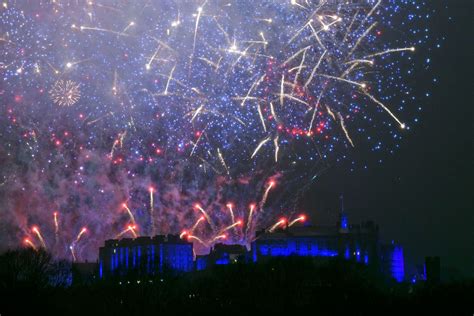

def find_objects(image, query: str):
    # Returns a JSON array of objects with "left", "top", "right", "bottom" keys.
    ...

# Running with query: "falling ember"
[
  {"left": 32, "top": 226, "right": 47, "bottom": 249},
  {"left": 122, "top": 203, "right": 136, "bottom": 224},
  {"left": 24, "top": 238, "right": 37, "bottom": 251},
  {"left": 289, "top": 215, "right": 306, "bottom": 227},
  {"left": 269, "top": 218, "right": 287, "bottom": 233},
  {"left": 179, "top": 230, "right": 188, "bottom": 239},
  {"left": 191, "top": 216, "right": 206, "bottom": 233}
]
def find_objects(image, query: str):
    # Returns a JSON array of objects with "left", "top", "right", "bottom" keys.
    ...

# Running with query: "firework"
[
  {"left": 75, "top": 227, "right": 88, "bottom": 244},
  {"left": 122, "top": 203, "right": 136, "bottom": 225},
  {"left": 226, "top": 203, "right": 236, "bottom": 225},
  {"left": 190, "top": 216, "right": 206, "bottom": 233},
  {"left": 179, "top": 230, "right": 188, "bottom": 239},
  {"left": 187, "top": 235, "right": 207, "bottom": 247},
  {"left": 220, "top": 220, "right": 242, "bottom": 234},
  {"left": 289, "top": 215, "right": 306, "bottom": 227},
  {"left": 210, "top": 233, "right": 227, "bottom": 243},
  {"left": 149, "top": 187, "right": 155, "bottom": 235},
  {"left": 115, "top": 225, "right": 138, "bottom": 239},
  {"left": 53, "top": 211, "right": 59, "bottom": 237},
  {"left": 195, "top": 204, "right": 216, "bottom": 230},
  {"left": 49, "top": 80, "right": 81, "bottom": 107},
  {"left": 269, "top": 218, "right": 287, "bottom": 233},
  {"left": 70, "top": 245, "right": 77, "bottom": 262},
  {"left": 259, "top": 180, "right": 275, "bottom": 210},
  {"left": 0, "top": 0, "right": 430, "bottom": 258},
  {"left": 32, "top": 226, "right": 47, "bottom": 249},
  {"left": 246, "top": 203, "right": 257, "bottom": 236},
  {"left": 24, "top": 238, "right": 37, "bottom": 251}
]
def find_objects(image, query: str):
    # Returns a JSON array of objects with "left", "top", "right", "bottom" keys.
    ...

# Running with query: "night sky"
[
  {"left": 0, "top": 1, "right": 471, "bottom": 277},
  {"left": 304, "top": 1, "right": 473, "bottom": 278}
]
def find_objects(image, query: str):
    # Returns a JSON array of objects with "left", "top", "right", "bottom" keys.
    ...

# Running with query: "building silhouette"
[
  {"left": 425, "top": 256, "right": 441, "bottom": 284},
  {"left": 98, "top": 235, "right": 193, "bottom": 278},
  {"left": 97, "top": 215, "right": 405, "bottom": 282}
]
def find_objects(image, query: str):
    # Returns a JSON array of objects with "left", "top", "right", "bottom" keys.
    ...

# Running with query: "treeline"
[{"left": 0, "top": 249, "right": 472, "bottom": 315}]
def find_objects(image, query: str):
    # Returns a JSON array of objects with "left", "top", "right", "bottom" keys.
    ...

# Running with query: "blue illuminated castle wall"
[
  {"left": 250, "top": 215, "right": 404, "bottom": 281},
  {"left": 98, "top": 215, "right": 405, "bottom": 282},
  {"left": 252, "top": 216, "right": 378, "bottom": 266},
  {"left": 98, "top": 235, "right": 193, "bottom": 278}
]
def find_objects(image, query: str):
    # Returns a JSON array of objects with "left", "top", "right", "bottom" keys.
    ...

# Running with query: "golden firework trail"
[
  {"left": 241, "top": 74, "right": 265, "bottom": 107},
  {"left": 307, "top": 89, "right": 325, "bottom": 134},
  {"left": 362, "top": 90, "right": 406, "bottom": 129},
  {"left": 269, "top": 218, "right": 286, "bottom": 233},
  {"left": 79, "top": 25, "right": 131, "bottom": 37},
  {"left": 191, "top": 216, "right": 205, "bottom": 233},
  {"left": 163, "top": 64, "right": 177, "bottom": 95},
  {"left": 32, "top": 226, "right": 47, "bottom": 249},
  {"left": 115, "top": 225, "right": 138, "bottom": 239},
  {"left": 251, "top": 136, "right": 271, "bottom": 159},
  {"left": 273, "top": 135, "right": 280, "bottom": 163},
  {"left": 70, "top": 245, "right": 77, "bottom": 262},
  {"left": 246, "top": 204, "right": 256, "bottom": 236},
  {"left": 210, "top": 233, "right": 227, "bottom": 243},
  {"left": 24, "top": 239, "right": 37, "bottom": 251},
  {"left": 289, "top": 215, "right": 306, "bottom": 227},
  {"left": 220, "top": 221, "right": 242, "bottom": 234},
  {"left": 188, "top": 235, "right": 207, "bottom": 247},
  {"left": 291, "top": 47, "right": 307, "bottom": 93},
  {"left": 304, "top": 50, "right": 327, "bottom": 88},
  {"left": 122, "top": 203, "right": 136, "bottom": 224},
  {"left": 121, "top": 21, "right": 135, "bottom": 34},
  {"left": 53, "top": 211, "right": 59, "bottom": 236},
  {"left": 195, "top": 204, "right": 216, "bottom": 229},
  {"left": 269, "top": 102, "right": 280, "bottom": 124},
  {"left": 74, "top": 227, "right": 87, "bottom": 244},
  {"left": 365, "top": 47, "right": 415, "bottom": 59},
  {"left": 217, "top": 148, "right": 230, "bottom": 175},
  {"left": 315, "top": 74, "right": 366, "bottom": 89},
  {"left": 280, "top": 74, "right": 285, "bottom": 107},
  {"left": 149, "top": 187, "right": 155, "bottom": 235},
  {"left": 359, "top": 0, "right": 382, "bottom": 29},
  {"left": 259, "top": 181, "right": 274, "bottom": 210},
  {"left": 337, "top": 112, "right": 355, "bottom": 147},
  {"left": 347, "top": 22, "right": 378, "bottom": 57},
  {"left": 191, "top": 104, "right": 205, "bottom": 122},
  {"left": 226, "top": 203, "right": 236, "bottom": 225},
  {"left": 257, "top": 102, "right": 267, "bottom": 132}
]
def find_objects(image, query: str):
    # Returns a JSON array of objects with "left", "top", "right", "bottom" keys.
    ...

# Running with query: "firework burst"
[
  {"left": 49, "top": 80, "right": 81, "bottom": 107},
  {"left": 0, "top": 0, "right": 436, "bottom": 259}
]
